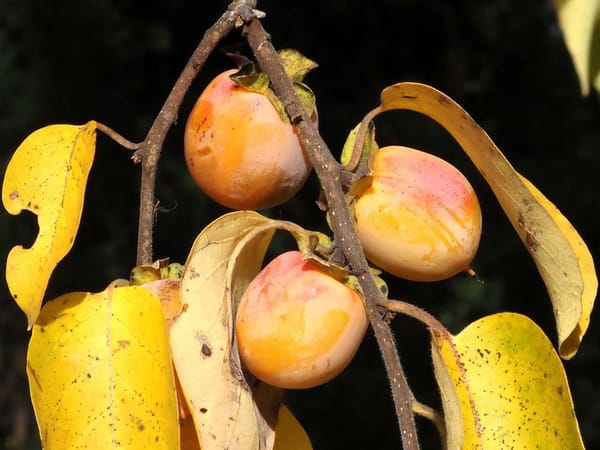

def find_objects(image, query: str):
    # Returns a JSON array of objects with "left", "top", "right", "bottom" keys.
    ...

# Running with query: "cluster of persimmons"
[{"left": 176, "top": 60, "right": 483, "bottom": 389}]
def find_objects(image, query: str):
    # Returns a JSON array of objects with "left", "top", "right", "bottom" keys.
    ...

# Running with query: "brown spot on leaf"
[
  {"left": 525, "top": 232, "right": 539, "bottom": 252},
  {"left": 201, "top": 343, "right": 212, "bottom": 357},
  {"left": 9, "top": 190, "right": 19, "bottom": 200},
  {"left": 129, "top": 413, "right": 145, "bottom": 431},
  {"left": 517, "top": 212, "right": 539, "bottom": 251},
  {"left": 437, "top": 93, "right": 452, "bottom": 105},
  {"left": 518, "top": 212, "right": 526, "bottom": 229}
]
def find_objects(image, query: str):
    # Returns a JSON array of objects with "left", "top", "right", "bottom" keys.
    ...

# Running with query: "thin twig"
[
  {"left": 132, "top": 5, "right": 244, "bottom": 265},
  {"left": 96, "top": 122, "right": 141, "bottom": 150},
  {"left": 242, "top": 13, "right": 420, "bottom": 450},
  {"left": 343, "top": 106, "right": 382, "bottom": 172}
]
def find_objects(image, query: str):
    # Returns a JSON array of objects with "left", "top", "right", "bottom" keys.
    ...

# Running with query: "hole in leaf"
[{"left": 12, "top": 209, "right": 39, "bottom": 250}]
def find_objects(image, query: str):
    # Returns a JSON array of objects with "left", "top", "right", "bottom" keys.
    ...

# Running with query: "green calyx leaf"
[
  {"left": 344, "top": 268, "right": 388, "bottom": 299},
  {"left": 341, "top": 121, "right": 379, "bottom": 175},
  {"left": 229, "top": 62, "right": 270, "bottom": 94},
  {"left": 279, "top": 48, "right": 319, "bottom": 83},
  {"left": 130, "top": 258, "right": 183, "bottom": 285},
  {"left": 229, "top": 50, "right": 318, "bottom": 124}
]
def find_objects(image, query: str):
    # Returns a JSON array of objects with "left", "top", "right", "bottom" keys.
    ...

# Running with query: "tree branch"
[
  {"left": 132, "top": 5, "right": 244, "bottom": 265},
  {"left": 242, "top": 13, "right": 420, "bottom": 450}
]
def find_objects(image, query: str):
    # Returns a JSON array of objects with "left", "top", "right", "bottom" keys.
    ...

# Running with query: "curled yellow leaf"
[
  {"left": 378, "top": 82, "right": 597, "bottom": 358},
  {"left": 2, "top": 122, "right": 97, "bottom": 328},
  {"left": 27, "top": 283, "right": 179, "bottom": 449},
  {"left": 431, "top": 313, "right": 584, "bottom": 449},
  {"left": 170, "top": 211, "right": 315, "bottom": 450},
  {"left": 169, "top": 211, "right": 279, "bottom": 450}
]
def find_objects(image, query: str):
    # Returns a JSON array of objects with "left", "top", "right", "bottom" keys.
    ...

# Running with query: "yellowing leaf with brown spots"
[
  {"left": 170, "top": 211, "right": 277, "bottom": 450},
  {"left": 27, "top": 283, "right": 179, "bottom": 449},
  {"left": 170, "top": 211, "right": 314, "bottom": 450},
  {"left": 2, "top": 122, "right": 96, "bottom": 328},
  {"left": 378, "top": 83, "right": 597, "bottom": 359},
  {"left": 431, "top": 313, "right": 584, "bottom": 449}
]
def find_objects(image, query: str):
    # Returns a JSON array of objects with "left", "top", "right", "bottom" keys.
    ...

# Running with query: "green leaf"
[
  {"left": 278, "top": 49, "right": 319, "bottom": 83},
  {"left": 431, "top": 313, "right": 584, "bottom": 448}
]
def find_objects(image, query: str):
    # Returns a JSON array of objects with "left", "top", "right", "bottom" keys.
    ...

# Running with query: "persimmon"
[
  {"left": 354, "top": 145, "right": 482, "bottom": 282},
  {"left": 235, "top": 250, "right": 368, "bottom": 389},
  {"left": 184, "top": 69, "right": 316, "bottom": 210}
]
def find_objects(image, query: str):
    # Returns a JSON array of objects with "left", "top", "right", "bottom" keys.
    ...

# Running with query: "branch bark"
[
  {"left": 132, "top": 7, "right": 242, "bottom": 265},
  {"left": 128, "top": 0, "right": 420, "bottom": 446},
  {"left": 242, "top": 12, "right": 420, "bottom": 450}
]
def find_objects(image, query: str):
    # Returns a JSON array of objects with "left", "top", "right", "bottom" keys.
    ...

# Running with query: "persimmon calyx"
[{"left": 229, "top": 49, "right": 318, "bottom": 123}]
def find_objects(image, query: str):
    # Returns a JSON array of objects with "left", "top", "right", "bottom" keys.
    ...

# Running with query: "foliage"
[{"left": 552, "top": 0, "right": 600, "bottom": 95}]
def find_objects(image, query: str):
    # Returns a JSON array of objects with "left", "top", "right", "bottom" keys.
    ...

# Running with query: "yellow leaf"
[
  {"left": 2, "top": 122, "right": 97, "bottom": 328},
  {"left": 170, "top": 211, "right": 315, "bottom": 450},
  {"left": 378, "top": 82, "right": 597, "bottom": 358},
  {"left": 273, "top": 405, "right": 312, "bottom": 450},
  {"left": 431, "top": 313, "right": 584, "bottom": 449},
  {"left": 170, "top": 211, "right": 277, "bottom": 450},
  {"left": 552, "top": 0, "right": 600, "bottom": 96},
  {"left": 27, "top": 283, "right": 180, "bottom": 449}
]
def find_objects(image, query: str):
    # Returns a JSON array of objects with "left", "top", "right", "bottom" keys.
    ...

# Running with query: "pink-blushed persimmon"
[
  {"left": 354, "top": 145, "right": 482, "bottom": 282},
  {"left": 235, "top": 251, "right": 368, "bottom": 389},
  {"left": 184, "top": 69, "right": 316, "bottom": 211}
]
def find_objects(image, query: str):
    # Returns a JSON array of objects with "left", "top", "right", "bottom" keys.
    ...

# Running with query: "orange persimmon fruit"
[
  {"left": 184, "top": 69, "right": 316, "bottom": 210},
  {"left": 235, "top": 250, "right": 368, "bottom": 389},
  {"left": 354, "top": 145, "right": 482, "bottom": 282}
]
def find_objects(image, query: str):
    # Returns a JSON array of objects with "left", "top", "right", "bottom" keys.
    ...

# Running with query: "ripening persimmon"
[
  {"left": 354, "top": 145, "right": 482, "bottom": 282},
  {"left": 184, "top": 69, "right": 316, "bottom": 210},
  {"left": 235, "top": 250, "right": 368, "bottom": 389}
]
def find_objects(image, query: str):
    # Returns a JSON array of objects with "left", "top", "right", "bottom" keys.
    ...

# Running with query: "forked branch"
[
  {"left": 129, "top": 0, "right": 421, "bottom": 447},
  {"left": 132, "top": 4, "right": 245, "bottom": 265},
  {"left": 241, "top": 10, "right": 420, "bottom": 450}
]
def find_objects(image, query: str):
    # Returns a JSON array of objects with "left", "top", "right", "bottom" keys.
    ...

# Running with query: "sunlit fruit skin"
[
  {"left": 184, "top": 69, "right": 315, "bottom": 210},
  {"left": 354, "top": 146, "right": 482, "bottom": 282},
  {"left": 235, "top": 251, "right": 368, "bottom": 389}
]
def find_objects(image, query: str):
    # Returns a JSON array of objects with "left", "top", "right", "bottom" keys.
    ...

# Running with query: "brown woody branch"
[
  {"left": 241, "top": 10, "right": 420, "bottom": 450},
  {"left": 129, "top": 0, "right": 421, "bottom": 446},
  {"left": 132, "top": 4, "right": 246, "bottom": 265}
]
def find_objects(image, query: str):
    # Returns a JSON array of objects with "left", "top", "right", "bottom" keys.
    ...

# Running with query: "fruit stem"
[
  {"left": 243, "top": 15, "right": 421, "bottom": 450},
  {"left": 131, "top": 6, "right": 242, "bottom": 265},
  {"left": 377, "top": 298, "right": 451, "bottom": 336},
  {"left": 343, "top": 105, "right": 382, "bottom": 172},
  {"left": 412, "top": 400, "right": 447, "bottom": 448}
]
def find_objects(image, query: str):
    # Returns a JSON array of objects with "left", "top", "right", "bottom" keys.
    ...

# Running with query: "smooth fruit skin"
[
  {"left": 235, "top": 251, "right": 368, "bottom": 389},
  {"left": 184, "top": 69, "right": 314, "bottom": 210},
  {"left": 354, "top": 146, "right": 482, "bottom": 282}
]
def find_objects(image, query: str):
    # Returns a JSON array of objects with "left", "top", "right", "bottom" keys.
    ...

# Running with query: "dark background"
[{"left": 1, "top": 1, "right": 599, "bottom": 449}]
